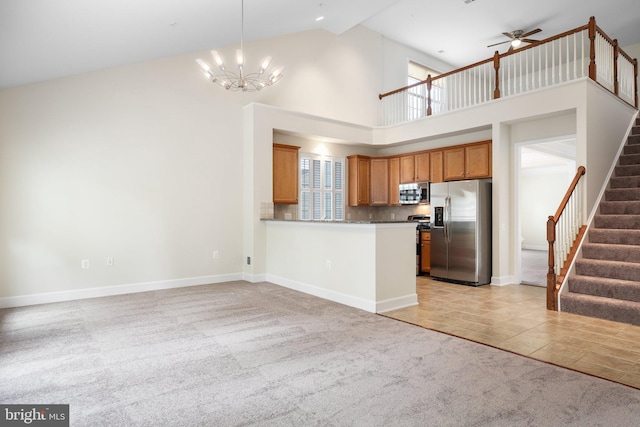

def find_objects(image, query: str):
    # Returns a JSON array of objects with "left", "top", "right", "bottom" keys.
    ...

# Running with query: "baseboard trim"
[
  {"left": 522, "top": 245, "right": 547, "bottom": 251},
  {"left": 376, "top": 293, "right": 418, "bottom": 313},
  {"left": 491, "top": 275, "right": 517, "bottom": 286},
  {"left": 266, "top": 274, "right": 377, "bottom": 313},
  {"left": 0, "top": 273, "right": 243, "bottom": 309},
  {"left": 242, "top": 272, "right": 268, "bottom": 283}
]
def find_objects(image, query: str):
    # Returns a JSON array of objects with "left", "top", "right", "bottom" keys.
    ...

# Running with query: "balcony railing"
[{"left": 379, "top": 17, "right": 638, "bottom": 126}]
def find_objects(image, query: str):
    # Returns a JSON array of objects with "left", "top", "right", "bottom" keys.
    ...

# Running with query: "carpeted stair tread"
[
  {"left": 604, "top": 187, "right": 640, "bottom": 201},
  {"left": 567, "top": 275, "right": 640, "bottom": 302},
  {"left": 575, "top": 258, "right": 640, "bottom": 282},
  {"left": 629, "top": 134, "right": 640, "bottom": 145},
  {"left": 582, "top": 242, "right": 640, "bottom": 263},
  {"left": 619, "top": 153, "right": 640, "bottom": 165},
  {"left": 599, "top": 200, "right": 640, "bottom": 214},
  {"left": 590, "top": 228, "right": 640, "bottom": 245},
  {"left": 609, "top": 176, "right": 640, "bottom": 189},
  {"left": 560, "top": 292, "right": 640, "bottom": 326},
  {"left": 614, "top": 164, "right": 640, "bottom": 177},
  {"left": 594, "top": 214, "right": 640, "bottom": 229},
  {"left": 624, "top": 144, "right": 640, "bottom": 155}
]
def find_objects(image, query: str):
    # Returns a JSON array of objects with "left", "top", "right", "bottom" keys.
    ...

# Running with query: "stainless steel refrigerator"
[{"left": 430, "top": 179, "right": 492, "bottom": 286}]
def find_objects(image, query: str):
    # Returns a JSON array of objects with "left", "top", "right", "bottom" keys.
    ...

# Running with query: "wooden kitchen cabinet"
[
  {"left": 273, "top": 143, "right": 300, "bottom": 204},
  {"left": 399, "top": 155, "right": 415, "bottom": 183},
  {"left": 421, "top": 231, "right": 431, "bottom": 273},
  {"left": 465, "top": 141, "right": 492, "bottom": 179},
  {"left": 443, "top": 146, "right": 466, "bottom": 181},
  {"left": 348, "top": 155, "right": 370, "bottom": 206},
  {"left": 400, "top": 152, "right": 430, "bottom": 183},
  {"left": 370, "top": 158, "right": 389, "bottom": 206},
  {"left": 388, "top": 157, "right": 400, "bottom": 206},
  {"left": 415, "top": 152, "right": 430, "bottom": 182},
  {"left": 430, "top": 150, "right": 444, "bottom": 183},
  {"left": 443, "top": 141, "right": 492, "bottom": 181}
]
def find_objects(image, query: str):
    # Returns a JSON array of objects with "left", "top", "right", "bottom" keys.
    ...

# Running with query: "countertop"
[{"left": 262, "top": 219, "right": 413, "bottom": 224}]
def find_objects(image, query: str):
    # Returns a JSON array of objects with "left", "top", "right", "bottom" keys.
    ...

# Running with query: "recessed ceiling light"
[{"left": 315, "top": 16, "right": 325, "bottom": 22}]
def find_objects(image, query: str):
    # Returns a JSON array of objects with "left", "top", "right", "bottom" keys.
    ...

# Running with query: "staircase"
[{"left": 561, "top": 116, "right": 640, "bottom": 326}]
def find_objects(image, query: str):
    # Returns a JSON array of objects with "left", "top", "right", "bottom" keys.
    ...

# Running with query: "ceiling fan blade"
[
  {"left": 521, "top": 28, "right": 542, "bottom": 38},
  {"left": 502, "top": 32, "right": 515, "bottom": 39},
  {"left": 508, "top": 45, "right": 514, "bottom": 53},
  {"left": 522, "top": 38, "right": 540, "bottom": 44},
  {"left": 487, "top": 40, "right": 511, "bottom": 48}
]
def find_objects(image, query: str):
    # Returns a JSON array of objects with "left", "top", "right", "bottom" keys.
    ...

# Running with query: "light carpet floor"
[{"left": 2, "top": 281, "right": 640, "bottom": 426}]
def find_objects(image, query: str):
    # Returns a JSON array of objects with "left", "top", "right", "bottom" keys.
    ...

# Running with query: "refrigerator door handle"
[{"left": 444, "top": 196, "right": 451, "bottom": 243}]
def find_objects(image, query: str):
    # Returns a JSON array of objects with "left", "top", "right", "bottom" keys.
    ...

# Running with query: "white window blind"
[{"left": 299, "top": 153, "right": 344, "bottom": 221}]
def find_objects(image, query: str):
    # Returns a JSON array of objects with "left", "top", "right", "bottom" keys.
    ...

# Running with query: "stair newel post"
[
  {"left": 493, "top": 51, "right": 501, "bottom": 99},
  {"left": 588, "top": 16, "right": 597, "bottom": 82},
  {"left": 547, "top": 216, "right": 558, "bottom": 310},
  {"left": 613, "top": 39, "right": 619, "bottom": 96},
  {"left": 426, "top": 74, "right": 433, "bottom": 116}
]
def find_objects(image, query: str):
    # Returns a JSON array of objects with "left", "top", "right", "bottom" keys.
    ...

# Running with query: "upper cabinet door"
[
  {"left": 273, "top": 144, "right": 300, "bottom": 204},
  {"left": 443, "top": 147, "right": 465, "bottom": 181},
  {"left": 348, "top": 155, "right": 370, "bottom": 206},
  {"left": 465, "top": 142, "right": 492, "bottom": 179},
  {"left": 399, "top": 155, "right": 415, "bottom": 183},
  {"left": 388, "top": 157, "right": 400, "bottom": 206},
  {"left": 370, "top": 158, "right": 389, "bottom": 206},
  {"left": 430, "top": 150, "right": 444, "bottom": 183},
  {"left": 415, "top": 152, "right": 430, "bottom": 182}
]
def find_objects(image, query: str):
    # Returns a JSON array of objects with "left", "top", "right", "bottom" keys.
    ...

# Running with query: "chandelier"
[{"left": 195, "top": 0, "right": 284, "bottom": 92}]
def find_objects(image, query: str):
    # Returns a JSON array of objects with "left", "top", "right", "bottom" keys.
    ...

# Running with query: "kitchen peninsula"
[{"left": 263, "top": 219, "right": 417, "bottom": 313}]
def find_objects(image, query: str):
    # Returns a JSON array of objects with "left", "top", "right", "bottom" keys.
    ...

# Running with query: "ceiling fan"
[{"left": 487, "top": 28, "right": 542, "bottom": 52}]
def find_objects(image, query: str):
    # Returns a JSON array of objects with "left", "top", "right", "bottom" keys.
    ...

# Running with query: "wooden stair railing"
[{"left": 546, "top": 166, "right": 587, "bottom": 310}]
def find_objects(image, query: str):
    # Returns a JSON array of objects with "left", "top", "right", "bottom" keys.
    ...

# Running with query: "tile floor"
[{"left": 382, "top": 276, "right": 640, "bottom": 389}]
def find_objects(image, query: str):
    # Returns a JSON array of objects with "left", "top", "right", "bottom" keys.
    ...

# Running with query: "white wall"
[
  {"left": 520, "top": 167, "right": 574, "bottom": 249},
  {"left": 0, "top": 26, "right": 442, "bottom": 303}
]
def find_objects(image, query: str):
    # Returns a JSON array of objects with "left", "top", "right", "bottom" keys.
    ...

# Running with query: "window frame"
[{"left": 299, "top": 152, "right": 345, "bottom": 221}]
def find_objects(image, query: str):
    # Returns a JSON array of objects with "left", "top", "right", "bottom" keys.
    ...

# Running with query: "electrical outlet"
[
  {"left": 212, "top": 251, "right": 219, "bottom": 259},
  {"left": 247, "top": 256, "right": 251, "bottom": 265},
  {"left": 81, "top": 259, "right": 90, "bottom": 269},
  {"left": 106, "top": 257, "right": 114, "bottom": 266}
]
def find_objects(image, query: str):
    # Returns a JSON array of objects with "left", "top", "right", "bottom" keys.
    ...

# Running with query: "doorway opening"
[{"left": 517, "top": 138, "right": 576, "bottom": 286}]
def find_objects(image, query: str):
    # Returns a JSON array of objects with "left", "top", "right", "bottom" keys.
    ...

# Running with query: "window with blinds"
[{"left": 299, "top": 153, "right": 345, "bottom": 221}]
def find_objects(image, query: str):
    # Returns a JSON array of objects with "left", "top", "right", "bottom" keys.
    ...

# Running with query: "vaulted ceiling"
[{"left": 1, "top": 0, "right": 639, "bottom": 88}]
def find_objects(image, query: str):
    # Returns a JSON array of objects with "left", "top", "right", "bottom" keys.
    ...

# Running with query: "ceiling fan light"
[{"left": 511, "top": 39, "right": 522, "bottom": 48}]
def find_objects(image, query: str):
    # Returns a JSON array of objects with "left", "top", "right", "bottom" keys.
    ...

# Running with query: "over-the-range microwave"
[{"left": 399, "top": 182, "right": 429, "bottom": 205}]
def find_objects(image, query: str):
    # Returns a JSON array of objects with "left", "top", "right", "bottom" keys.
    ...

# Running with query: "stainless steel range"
[{"left": 408, "top": 214, "right": 430, "bottom": 275}]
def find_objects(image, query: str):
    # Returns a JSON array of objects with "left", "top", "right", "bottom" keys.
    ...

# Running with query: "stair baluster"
[{"left": 547, "top": 166, "right": 587, "bottom": 310}]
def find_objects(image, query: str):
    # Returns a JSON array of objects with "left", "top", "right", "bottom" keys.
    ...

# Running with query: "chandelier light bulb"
[
  {"left": 211, "top": 50, "right": 225, "bottom": 70},
  {"left": 259, "top": 56, "right": 272, "bottom": 74}
]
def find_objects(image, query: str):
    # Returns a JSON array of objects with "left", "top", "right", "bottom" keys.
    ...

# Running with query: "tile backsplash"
[{"left": 273, "top": 203, "right": 430, "bottom": 221}]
